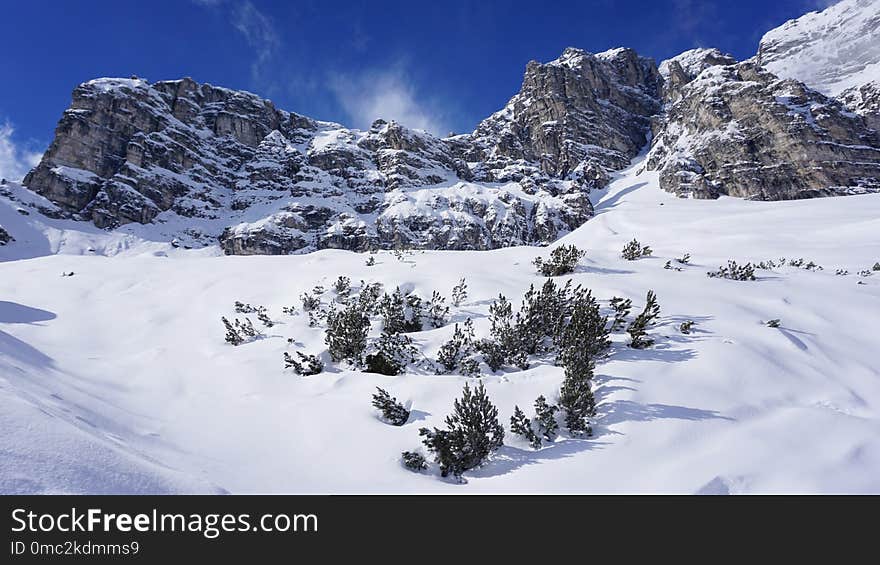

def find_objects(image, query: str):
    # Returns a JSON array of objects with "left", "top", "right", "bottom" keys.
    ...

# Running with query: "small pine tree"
[
  {"left": 356, "top": 282, "right": 383, "bottom": 315},
  {"left": 366, "top": 256, "right": 376, "bottom": 267},
  {"left": 301, "top": 293, "right": 320, "bottom": 312},
  {"left": 403, "top": 294, "right": 424, "bottom": 332},
  {"left": 679, "top": 320, "right": 695, "bottom": 334},
  {"left": 419, "top": 382, "right": 505, "bottom": 478},
  {"left": 371, "top": 387, "right": 410, "bottom": 425},
  {"left": 621, "top": 239, "right": 652, "bottom": 260},
  {"left": 873, "top": 262, "right": 880, "bottom": 272},
  {"left": 533, "top": 244, "right": 585, "bottom": 276},
  {"left": 510, "top": 405, "right": 542, "bottom": 449},
  {"left": 427, "top": 291, "right": 450, "bottom": 328},
  {"left": 283, "top": 351, "right": 324, "bottom": 375},
  {"left": 475, "top": 338, "right": 506, "bottom": 373},
  {"left": 380, "top": 288, "right": 407, "bottom": 334},
  {"left": 559, "top": 365, "right": 596, "bottom": 437},
  {"left": 234, "top": 301, "right": 258, "bottom": 314},
  {"left": 557, "top": 289, "right": 610, "bottom": 362},
  {"left": 676, "top": 253, "right": 691, "bottom": 265},
  {"left": 333, "top": 276, "right": 351, "bottom": 298},
  {"left": 707, "top": 261, "right": 756, "bottom": 281},
  {"left": 257, "top": 308, "right": 274, "bottom": 328},
  {"left": 436, "top": 319, "right": 475, "bottom": 374},
  {"left": 451, "top": 278, "right": 468, "bottom": 307},
  {"left": 401, "top": 451, "right": 428, "bottom": 471},
  {"left": 365, "top": 331, "right": 418, "bottom": 375},
  {"left": 627, "top": 290, "right": 660, "bottom": 349},
  {"left": 534, "top": 396, "right": 559, "bottom": 442},
  {"left": 222, "top": 316, "right": 244, "bottom": 346},
  {"left": 766, "top": 319, "right": 781, "bottom": 328},
  {"left": 325, "top": 304, "right": 371, "bottom": 364},
  {"left": 610, "top": 296, "right": 632, "bottom": 331}
]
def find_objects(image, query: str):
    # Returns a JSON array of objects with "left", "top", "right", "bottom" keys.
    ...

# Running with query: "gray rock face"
[
  {"left": 24, "top": 51, "right": 663, "bottom": 254},
  {"left": 460, "top": 47, "right": 661, "bottom": 187},
  {"left": 647, "top": 61, "right": 880, "bottom": 199},
  {"left": 839, "top": 81, "right": 880, "bottom": 131},
  {"left": 659, "top": 48, "right": 737, "bottom": 103},
  {"left": 0, "top": 225, "right": 12, "bottom": 246}
]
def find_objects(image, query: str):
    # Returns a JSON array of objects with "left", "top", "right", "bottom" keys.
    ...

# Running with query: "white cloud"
[
  {"left": 328, "top": 68, "right": 451, "bottom": 136},
  {"left": 193, "top": 0, "right": 279, "bottom": 81},
  {"left": 231, "top": 1, "right": 280, "bottom": 80},
  {"left": 0, "top": 122, "right": 42, "bottom": 183}
]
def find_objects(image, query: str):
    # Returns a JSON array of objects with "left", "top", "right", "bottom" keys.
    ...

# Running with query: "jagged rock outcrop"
[
  {"left": 0, "top": 225, "right": 12, "bottom": 245},
  {"left": 647, "top": 61, "right": 880, "bottom": 199},
  {"left": 23, "top": 49, "right": 664, "bottom": 254},
  {"left": 659, "top": 48, "right": 737, "bottom": 103},
  {"left": 459, "top": 47, "right": 661, "bottom": 188},
  {"left": 839, "top": 81, "right": 880, "bottom": 131}
]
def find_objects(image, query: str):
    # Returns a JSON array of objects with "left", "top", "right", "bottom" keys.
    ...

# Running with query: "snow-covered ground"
[{"left": 2, "top": 153, "right": 880, "bottom": 494}]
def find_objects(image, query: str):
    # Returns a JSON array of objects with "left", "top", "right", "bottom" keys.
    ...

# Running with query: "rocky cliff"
[
  {"left": 17, "top": 0, "right": 880, "bottom": 254},
  {"left": 646, "top": 52, "right": 880, "bottom": 200},
  {"left": 24, "top": 52, "right": 661, "bottom": 254}
]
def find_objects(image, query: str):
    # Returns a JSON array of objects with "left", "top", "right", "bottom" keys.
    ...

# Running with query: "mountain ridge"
[{"left": 6, "top": 0, "right": 880, "bottom": 255}]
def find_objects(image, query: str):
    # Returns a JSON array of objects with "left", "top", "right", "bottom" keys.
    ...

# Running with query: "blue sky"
[{"left": 0, "top": 0, "right": 835, "bottom": 180}]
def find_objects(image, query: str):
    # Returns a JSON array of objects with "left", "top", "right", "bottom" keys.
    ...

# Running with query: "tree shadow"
[
  {"left": 594, "top": 182, "right": 649, "bottom": 212},
  {"left": 0, "top": 301, "right": 57, "bottom": 324},
  {"left": 580, "top": 265, "right": 635, "bottom": 275},
  {"left": 611, "top": 342, "right": 698, "bottom": 363},
  {"left": 467, "top": 437, "right": 611, "bottom": 479},
  {"left": 405, "top": 409, "right": 431, "bottom": 424},
  {"left": 777, "top": 327, "right": 809, "bottom": 351},
  {"left": 598, "top": 399, "right": 735, "bottom": 428},
  {"left": 0, "top": 330, "right": 54, "bottom": 368}
]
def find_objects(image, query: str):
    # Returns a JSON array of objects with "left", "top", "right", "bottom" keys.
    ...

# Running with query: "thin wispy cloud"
[
  {"left": 328, "top": 67, "right": 452, "bottom": 136},
  {"left": 231, "top": 1, "right": 280, "bottom": 80},
  {"left": 0, "top": 122, "right": 42, "bottom": 182},
  {"left": 193, "top": 0, "right": 280, "bottom": 82}
]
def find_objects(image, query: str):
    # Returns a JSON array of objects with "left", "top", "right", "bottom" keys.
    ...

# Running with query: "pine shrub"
[
  {"left": 419, "top": 382, "right": 504, "bottom": 478},
  {"left": 533, "top": 395, "right": 559, "bottom": 442},
  {"left": 401, "top": 451, "right": 428, "bottom": 471},
  {"left": 627, "top": 290, "right": 660, "bottom": 349},
  {"left": 365, "top": 331, "right": 418, "bottom": 376},
  {"left": 510, "top": 406, "right": 542, "bottom": 449},
  {"left": 707, "top": 261, "right": 756, "bottom": 281},
  {"left": 325, "top": 304, "right": 371, "bottom": 364},
  {"left": 284, "top": 351, "right": 324, "bottom": 375},
  {"left": 372, "top": 387, "right": 410, "bottom": 425},
  {"left": 451, "top": 278, "right": 468, "bottom": 307},
  {"left": 609, "top": 296, "right": 632, "bottom": 331},
  {"left": 621, "top": 239, "right": 652, "bottom": 260},
  {"left": 427, "top": 291, "right": 450, "bottom": 328},
  {"left": 533, "top": 244, "right": 585, "bottom": 276}
]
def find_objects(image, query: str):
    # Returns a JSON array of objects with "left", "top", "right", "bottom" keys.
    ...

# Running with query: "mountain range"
[{"left": 1, "top": 0, "right": 878, "bottom": 256}]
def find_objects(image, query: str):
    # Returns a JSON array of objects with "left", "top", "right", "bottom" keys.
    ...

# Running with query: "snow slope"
[
  {"left": 758, "top": 0, "right": 880, "bottom": 96},
  {"left": 2, "top": 153, "right": 880, "bottom": 493}
]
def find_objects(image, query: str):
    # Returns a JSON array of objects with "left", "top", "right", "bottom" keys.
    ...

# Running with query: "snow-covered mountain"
[
  {"left": 3, "top": 0, "right": 880, "bottom": 495},
  {"left": 20, "top": 49, "right": 660, "bottom": 255},
  {"left": 8, "top": 0, "right": 880, "bottom": 258},
  {"left": 757, "top": 0, "right": 880, "bottom": 126},
  {"left": 757, "top": 0, "right": 880, "bottom": 97}
]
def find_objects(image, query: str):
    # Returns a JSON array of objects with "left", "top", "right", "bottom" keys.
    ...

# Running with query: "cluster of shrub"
[{"left": 222, "top": 244, "right": 672, "bottom": 481}]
